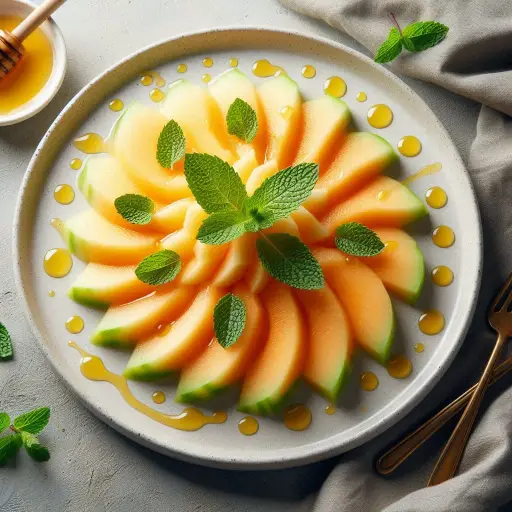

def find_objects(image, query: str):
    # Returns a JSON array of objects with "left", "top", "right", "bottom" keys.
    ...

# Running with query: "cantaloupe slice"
[
  {"left": 295, "top": 284, "right": 352, "bottom": 401},
  {"left": 292, "top": 96, "right": 351, "bottom": 166},
  {"left": 306, "top": 132, "right": 397, "bottom": 215},
  {"left": 360, "top": 228, "right": 425, "bottom": 304},
  {"left": 291, "top": 206, "right": 329, "bottom": 245},
  {"left": 124, "top": 286, "right": 223, "bottom": 380},
  {"left": 239, "top": 281, "right": 306, "bottom": 414},
  {"left": 56, "top": 210, "right": 159, "bottom": 265},
  {"left": 90, "top": 285, "right": 196, "bottom": 348},
  {"left": 68, "top": 263, "right": 154, "bottom": 309},
  {"left": 176, "top": 284, "right": 266, "bottom": 402},
  {"left": 181, "top": 242, "right": 229, "bottom": 285},
  {"left": 233, "top": 148, "right": 259, "bottom": 184},
  {"left": 110, "top": 102, "right": 191, "bottom": 203},
  {"left": 160, "top": 80, "right": 236, "bottom": 163},
  {"left": 257, "top": 75, "right": 302, "bottom": 168},
  {"left": 313, "top": 248, "right": 394, "bottom": 364},
  {"left": 245, "top": 159, "right": 279, "bottom": 194},
  {"left": 151, "top": 198, "right": 195, "bottom": 233},
  {"left": 209, "top": 69, "right": 267, "bottom": 163},
  {"left": 321, "top": 176, "right": 428, "bottom": 234}
]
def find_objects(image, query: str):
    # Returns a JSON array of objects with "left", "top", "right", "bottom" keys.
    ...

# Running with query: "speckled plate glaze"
[{"left": 13, "top": 28, "right": 482, "bottom": 469}]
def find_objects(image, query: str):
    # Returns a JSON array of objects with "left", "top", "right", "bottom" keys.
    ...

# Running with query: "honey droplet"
[
  {"left": 150, "top": 89, "right": 164, "bottom": 103},
  {"left": 397, "top": 136, "right": 422, "bottom": 157},
  {"left": 202, "top": 73, "right": 212, "bottom": 83},
  {"left": 109, "top": 99, "right": 124, "bottom": 112},
  {"left": 48, "top": 290, "right": 55, "bottom": 298},
  {"left": 426, "top": 187, "right": 448, "bottom": 209},
  {"left": 325, "top": 404, "right": 336, "bottom": 415},
  {"left": 140, "top": 74, "right": 153, "bottom": 86},
  {"left": 419, "top": 309, "right": 445, "bottom": 335},
  {"left": 360, "top": 372, "right": 379, "bottom": 391},
  {"left": 356, "top": 92, "right": 367, "bottom": 102},
  {"left": 152, "top": 391, "right": 166, "bottom": 404},
  {"left": 157, "top": 323, "right": 172, "bottom": 337},
  {"left": 384, "top": 240, "right": 399, "bottom": 252},
  {"left": 43, "top": 248, "right": 73, "bottom": 278},
  {"left": 252, "top": 59, "right": 285, "bottom": 78},
  {"left": 238, "top": 416, "right": 259, "bottom": 436},
  {"left": 73, "top": 133, "right": 106, "bottom": 154},
  {"left": 65, "top": 316, "right": 84, "bottom": 334},
  {"left": 367, "top": 104, "right": 393, "bottom": 129},
  {"left": 202, "top": 57, "right": 213, "bottom": 68},
  {"left": 323, "top": 76, "right": 347, "bottom": 98},
  {"left": 54, "top": 184, "right": 75, "bottom": 205},
  {"left": 414, "top": 342, "right": 425, "bottom": 353},
  {"left": 69, "top": 158, "right": 82, "bottom": 170},
  {"left": 176, "top": 63, "right": 187, "bottom": 73},
  {"left": 301, "top": 64, "right": 316, "bottom": 79},
  {"left": 279, "top": 105, "right": 294, "bottom": 120},
  {"left": 283, "top": 404, "right": 312, "bottom": 431},
  {"left": 386, "top": 355, "right": 412, "bottom": 379},
  {"left": 432, "top": 226, "right": 455, "bottom": 248},
  {"left": 432, "top": 265, "right": 454, "bottom": 287},
  {"left": 377, "top": 190, "right": 389, "bottom": 201},
  {"left": 229, "top": 57, "right": 238, "bottom": 68}
]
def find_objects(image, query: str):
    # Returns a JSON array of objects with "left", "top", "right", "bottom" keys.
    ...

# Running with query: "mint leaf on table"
[
  {"left": 0, "top": 413, "right": 10, "bottom": 433},
  {"left": 13, "top": 407, "right": 50, "bottom": 434},
  {"left": 21, "top": 432, "right": 50, "bottom": 462},
  {"left": 335, "top": 222, "right": 384, "bottom": 257},
  {"left": 256, "top": 233, "right": 324, "bottom": 290},
  {"left": 214, "top": 293, "right": 247, "bottom": 349},
  {"left": 197, "top": 211, "right": 258, "bottom": 245},
  {"left": 135, "top": 250, "right": 181, "bottom": 285},
  {"left": 374, "top": 28, "right": 403, "bottom": 64},
  {"left": 402, "top": 21, "right": 449, "bottom": 52},
  {"left": 226, "top": 98, "right": 258, "bottom": 143},
  {"left": 184, "top": 153, "right": 248, "bottom": 214},
  {"left": 0, "top": 434, "right": 22, "bottom": 465},
  {"left": 157, "top": 119, "right": 186, "bottom": 168},
  {"left": 114, "top": 194, "right": 154, "bottom": 225},
  {"left": 0, "top": 322, "right": 13, "bottom": 360},
  {"left": 247, "top": 163, "right": 319, "bottom": 229}
]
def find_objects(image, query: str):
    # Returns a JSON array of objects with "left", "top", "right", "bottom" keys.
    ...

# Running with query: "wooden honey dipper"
[{"left": 0, "top": 0, "right": 66, "bottom": 81}]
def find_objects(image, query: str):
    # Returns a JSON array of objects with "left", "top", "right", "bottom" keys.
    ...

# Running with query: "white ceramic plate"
[{"left": 13, "top": 28, "right": 482, "bottom": 469}]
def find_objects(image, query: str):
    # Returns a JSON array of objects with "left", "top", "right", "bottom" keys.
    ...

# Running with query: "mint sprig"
[
  {"left": 214, "top": 293, "right": 247, "bottom": 348},
  {"left": 197, "top": 211, "right": 258, "bottom": 245},
  {"left": 0, "top": 413, "right": 10, "bottom": 433},
  {"left": 335, "top": 222, "right": 384, "bottom": 257},
  {"left": 13, "top": 407, "right": 50, "bottom": 434},
  {"left": 135, "top": 250, "right": 181, "bottom": 285},
  {"left": 157, "top": 119, "right": 186, "bottom": 168},
  {"left": 115, "top": 194, "right": 155, "bottom": 225},
  {"left": 0, "top": 322, "right": 13, "bottom": 360},
  {"left": 226, "top": 98, "right": 258, "bottom": 143},
  {"left": 375, "top": 13, "right": 448, "bottom": 63}
]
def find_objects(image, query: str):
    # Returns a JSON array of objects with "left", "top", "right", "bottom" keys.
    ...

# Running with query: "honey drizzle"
[
  {"left": 283, "top": 404, "right": 312, "bottom": 431},
  {"left": 252, "top": 59, "right": 285, "bottom": 78},
  {"left": 73, "top": 133, "right": 106, "bottom": 154},
  {"left": 401, "top": 163, "right": 442, "bottom": 187}
]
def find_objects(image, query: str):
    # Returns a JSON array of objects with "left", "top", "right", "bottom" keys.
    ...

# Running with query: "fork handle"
[{"left": 428, "top": 331, "right": 508, "bottom": 486}]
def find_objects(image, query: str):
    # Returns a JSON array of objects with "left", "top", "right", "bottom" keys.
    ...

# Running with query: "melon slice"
[
  {"left": 90, "top": 285, "right": 196, "bottom": 348},
  {"left": 151, "top": 198, "right": 195, "bottom": 233},
  {"left": 257, "top": 75, "right": 302, "bottom": 168},
  {"left": 306, "top": 132, "right": 397, "bottom": 215},
  {"left": 110, "top": 102, "right": 191, "bottom": 203},
  {"left": 56, "top": 210, "right": 159, "bottom": 265},
  {"left": 321, "top": 176, "right": 428, "bottom": 234},
  {"left": 291, "top": 206, "right": 329, "bottom": 245},
  {"left": 160, "top": 80, "right": 235, "bottom": 163},
  {"left": 68, "top": 263, "right": 153, "bottom": 309},
  {"left": 124, "top": 286, "right": 223, "bottom": 380},
  {"left": 176, "top": 284, "right": 266, "bottom": 402},
  {"left": 360, "top": 228, "right": 425, "bottom": 304},
  {"left": 209, "top": 69, "right": 267, "bottom": 163},
  {"left": 181, "top": 242, "right": 229, "bottom": 285},
  {"left": 239, "top": 281, "right": 306, "bottom": 414},
  {"left": 246, "top": 159, "right": 279, "bottom": 194},
  {"left": 313, "top": 248, "right": 394, "bottom": 364},
  {"left": 295, "top": 284, "right": 352, "bottom": 401},
  {"left": 233, "top": 148, "right": 259, "bottom": 184},
  {"left": 292, "top": 96, "right": 351, "bottom": 166}
]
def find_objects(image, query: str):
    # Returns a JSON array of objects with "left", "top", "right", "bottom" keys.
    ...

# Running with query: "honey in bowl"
[{"left": 0, "top": 16, "right": 53, "bottom": 114}]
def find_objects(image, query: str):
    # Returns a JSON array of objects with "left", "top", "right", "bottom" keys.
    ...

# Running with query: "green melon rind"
[
  {"left": 76, "top": 159, "right": 92, "bottom": 202},
  {"left": 175, "top": 382, "right": 226, "bottom": 404},
  {"left": 123, "top": 364, "right": 174, "bottom": 382},
  {"left": 90, "top": 327, "right": 135, "bottom": 349},
  {"left": 308, "top": 361, "right": 351, "bottom": 403},
  {"left": 402, "top": 244, "right": 425, "bottom": 305},
  {"left": 364, "top": 314, "right": 395, "bottom": 366},
  {"left": 403, "top": 187, "right": 429, "bottom": 223},
  {"left": 238, "top": 380, "right": 300, "bottom": 416},
  {"left": 67, "top": 287, "right": 109, "bottom": 310}
]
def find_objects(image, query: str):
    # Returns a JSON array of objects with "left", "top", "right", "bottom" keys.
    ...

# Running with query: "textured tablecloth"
[{"left": 1, "top": 0, "right": 508, "bottom": 511}]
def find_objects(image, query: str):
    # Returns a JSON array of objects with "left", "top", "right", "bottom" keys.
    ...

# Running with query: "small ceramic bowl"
[{"left": 0, "top": 0, "right": 66, "bottom": 126}]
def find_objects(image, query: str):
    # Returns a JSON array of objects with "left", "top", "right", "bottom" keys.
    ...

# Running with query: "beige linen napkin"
[{"left": 278, "top": 1, "right": 512, "bottom": 511}]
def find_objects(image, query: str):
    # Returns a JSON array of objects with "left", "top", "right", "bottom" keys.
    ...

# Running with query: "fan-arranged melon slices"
[{"left": 59, "top": 69, "right": 429, "bottom": 413}]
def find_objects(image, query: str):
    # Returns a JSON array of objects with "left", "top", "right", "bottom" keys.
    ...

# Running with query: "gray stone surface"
[{"left": 0, "top": 1, "right": 480, "bottom": 510}]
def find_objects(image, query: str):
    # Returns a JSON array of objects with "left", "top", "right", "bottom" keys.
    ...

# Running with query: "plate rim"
[{"left": 12, "top": 26, "right": 483, "bottom": 469}]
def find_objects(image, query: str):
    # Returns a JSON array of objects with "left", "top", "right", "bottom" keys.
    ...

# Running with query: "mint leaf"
[
  {"left": 402, "top": 21, "right": 448, "bottom": 52},
  {"left": 135, "top": 250, "right": 181, "bottom": 285},
  {"left": 335, "top": 223, "right": 384, "bottom": 256},
  {"left": 0, "top": 434, "right": 22, "bottom": 464},
  {"left": 374, "top": 28, "right": 403, "bottom": 63},
  {"left": 256, "top": 233, "right": 324, "bottom": 290},
  {"left": 21, "top": 432, "right": 50, "bottom": 462},
  {"left": 157, "top": 119, "right": 186, "bottom": 168},
  {"left": 0, "top": 413, "right": 10, "bottom": 433},
  {"left": 14, "top": 407, "right": 50, "bottom": 434},
  {"left": 226, "top": 98, "right": 258, "bottom": 143},
  {"left": 214, "top": 293, "right": 247, "bottom": 349},
  {"left": 184, "top": 153, "right": 248, "bottom": 214},
  {"left": 0, "top": 322, "right": 13, "bottom": 360},
  {"left": 115, "top": 194, "right": 154, "bottom": 225},
  {"left": 196, "top": 211, "right": 257, "bottom": 245},
  {"left": 247, "top": 163, "right": 319, "bottom": 229}
]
